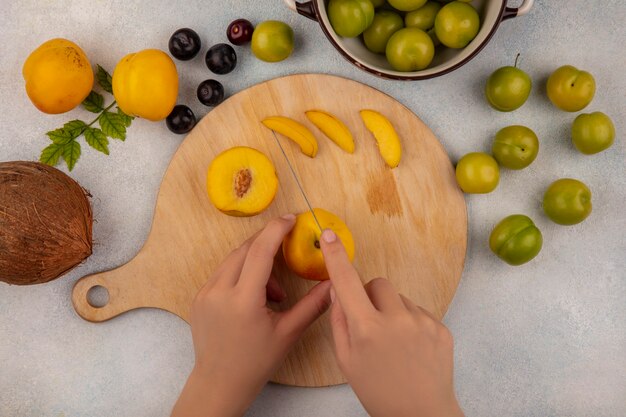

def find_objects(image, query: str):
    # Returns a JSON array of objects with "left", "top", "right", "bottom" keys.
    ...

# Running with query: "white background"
[{"left": 1, "top": 1, "right": 625, "bottom": 416}]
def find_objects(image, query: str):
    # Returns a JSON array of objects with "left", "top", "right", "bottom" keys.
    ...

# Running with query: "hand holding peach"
[
  {"left": 320, "top": 230, "right": 464, "bottom": 417},
  {"left": 171, "top": 215, "right": 332, "bottom": 417},
  {"left": 282, "top": 209, "right": 355, "bottom": 281}
]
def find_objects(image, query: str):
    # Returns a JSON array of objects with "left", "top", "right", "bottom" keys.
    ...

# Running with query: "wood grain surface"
[{"left": 72, "top": 73, "right": 467, "bottom": 387}]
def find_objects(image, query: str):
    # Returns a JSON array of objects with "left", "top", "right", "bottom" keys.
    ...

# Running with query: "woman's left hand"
[{"left": 172, "top": 214, "right": 332, "bottom": 417}]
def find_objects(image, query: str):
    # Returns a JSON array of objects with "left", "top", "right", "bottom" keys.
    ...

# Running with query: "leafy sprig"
[{"left": 39, "top": 65, "right": 134, "bottom": 171}]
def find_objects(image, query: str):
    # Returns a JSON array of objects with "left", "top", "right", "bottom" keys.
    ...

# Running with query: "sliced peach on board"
[
  {"left": 262, "top": 116, "right": 318, "bottom": 157},
  {"left": 305, "top": 110, "right": 355, "bottom": 153},
  {"left": 282, "top": 208, "right": 355, "bottom": 281},
  {"left": 206, "top": 146, "right": 278, "bottom": 217},
  {"left": 360, "top": 109, "right": 402, "bottom": 168}
]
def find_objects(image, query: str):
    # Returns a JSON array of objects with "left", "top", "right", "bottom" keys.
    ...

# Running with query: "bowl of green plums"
[{"left": 284, "top": 0, "right": 533, "bottom": 80}]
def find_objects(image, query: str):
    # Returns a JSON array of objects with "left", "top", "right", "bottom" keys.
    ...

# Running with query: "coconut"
[{"left": 0, "top": 161, "right": 93, "bottom": 285}]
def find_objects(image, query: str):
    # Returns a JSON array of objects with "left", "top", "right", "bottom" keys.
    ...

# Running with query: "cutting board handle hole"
[{"left": 87, "top": 285, "right": 109, "bottom": 308}]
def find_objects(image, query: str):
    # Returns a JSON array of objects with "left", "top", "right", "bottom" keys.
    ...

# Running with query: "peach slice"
[
  {"left": 305, "top": 110, "right": 355, "bottom": 153},
  {"left": 360, "top": 109, "right": 402, "bottom": 168},
  {"left": 282, "top": 208, "right": 355, "bottom": 281},
  {"left": 262, "top": 116, "right": 318, "bottom": 158},
  {"left": 206, "top": 146, "right": 278, "bottom": 217}
]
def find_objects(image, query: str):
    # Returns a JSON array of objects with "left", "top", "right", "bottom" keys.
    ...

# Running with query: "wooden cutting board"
[{"left": 72, "top": 73, "right": 467, "bottom": 387}]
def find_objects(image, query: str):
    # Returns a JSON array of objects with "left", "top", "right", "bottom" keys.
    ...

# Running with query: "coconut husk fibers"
[{"left": 0, "top": 161, "right": 93, "bottom": 285}]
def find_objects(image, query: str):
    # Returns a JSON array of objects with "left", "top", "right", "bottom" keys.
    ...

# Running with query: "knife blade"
[{"left": 270, "top": 130, "right": 323, "bottom": 232}]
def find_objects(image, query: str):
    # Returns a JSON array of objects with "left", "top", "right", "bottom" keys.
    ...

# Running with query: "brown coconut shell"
[{"left": 0, "top": 161, "right": 93, "bottom": 285}]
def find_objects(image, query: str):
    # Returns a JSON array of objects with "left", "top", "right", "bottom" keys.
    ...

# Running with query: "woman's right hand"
[{"left": 319, "top": 229, "right": 464, "bottom": 417}]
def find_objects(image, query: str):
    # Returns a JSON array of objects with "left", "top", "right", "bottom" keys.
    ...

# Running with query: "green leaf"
[
  {"left": 99, "top": 110, "right": 126, "bottom": 140},
  {"left": 117, "top": 107, "right": 134, "bottom": 127},
  {"left": 46, "top": 128, "right": 74, "bottom": 145},
  {"left": 96, "top": 65, "right": 113, "bottom": 94},
  {"left": 63, "top": 120, "right": 87, "bottom": 137},
  {"left": 46, "top": 120, "right": 86, "bottom": 144},
  {"left": 40, "top": 143, "right": 64, "bottom": 166},
  {"left": 84, "top": 127, "right": 110, "bottom": 155},
  {"left": 62, "top": 141, "right": 81, "bottom": 171},
  {"left": 83, "top": 91, "right": 104, "bottom": 113}
]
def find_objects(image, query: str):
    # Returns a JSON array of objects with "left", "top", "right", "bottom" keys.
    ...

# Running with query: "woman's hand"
[
  {"left": 172, "top": 215, "right": 332, "bottom": 417},
  {"left": 320, "top": 229, "right": 464, "bottom": 417}
]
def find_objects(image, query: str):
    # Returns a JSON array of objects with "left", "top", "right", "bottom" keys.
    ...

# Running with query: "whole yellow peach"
[
  {"left": 23, "top": 38, "right": 94, "bottom": 114},
  {"left": 112, "top": 49, "right": 178, "bottom": 121},
  {"left": 282, "top": 208, "right": 355, "bottom": 281}
]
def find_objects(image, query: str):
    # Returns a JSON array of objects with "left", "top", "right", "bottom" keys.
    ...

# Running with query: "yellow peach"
[
  {"left": 282, "top": 208, "right": 355, "bottom": 280},
  {"left": 23, "top": 38, "right": 94, "bottom": 114},
  {"left": 112, "top": 49, "right": 178, "bottom": 121},
  {"left": 207, "top": 147, "right": 279, "bottom": 216}
]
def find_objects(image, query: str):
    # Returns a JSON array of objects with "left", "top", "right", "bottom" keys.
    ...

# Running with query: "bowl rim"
[{"left": 312, "top": 0, "right": 509, "bottom": 80}]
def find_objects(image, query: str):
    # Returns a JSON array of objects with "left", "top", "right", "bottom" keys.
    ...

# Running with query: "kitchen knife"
[{"left": 270, "top": 130, "right": 323, "bottom": 232}]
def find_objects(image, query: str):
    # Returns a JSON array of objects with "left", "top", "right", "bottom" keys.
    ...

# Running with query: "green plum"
[
  {"left": 546, "top": 65, "right": 595, "bottom": 112},
  {"left": 485, "top": 55, "right": 532, "bottom": 112},
  {"left": 404, "top": 1, "right": 441, "bottom": 31},
  {"left": 251, "top": 21, "right": 294, "bottom": 62},
  {"left": 543, "top": 178, "right": 592, "bottom": 225},
  {"left": 387, "top": 0, "right": 427, "bottom": 12},
  {"left": 385, "top": 27, "right": 434, "bottom": 71},
  {"left": 370, "top": 0, "right": 385, "bottom": 6},
  {"left": 363, "top": 11, "right": 404, "bottom": 54},
  {"left": 328, "top": 0, "right": 375, "bottom": 38},
  {"left": 571, "top": 112, "right": 615, "bottom": 154},
  {"left": 455, "top": 152, "right": 499, "bottom": 194},
  {"left": 489, "top": 215, "right": 543, "bottom": 266},
  {"left": 434, "top": 1, "right": 480, "bottom": 49},
  {"left": 492, "top": 125, "right": 539, "bottom": 169}
]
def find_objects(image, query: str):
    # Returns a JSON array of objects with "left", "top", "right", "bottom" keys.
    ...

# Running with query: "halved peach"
[
  {"left": 206, "top": 146, "right": 278, "bottom": 216},
  {"left": 282, "top": 208, "right": 355, "bottom": 281}
]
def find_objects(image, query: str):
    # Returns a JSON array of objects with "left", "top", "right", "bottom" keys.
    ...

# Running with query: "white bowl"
[{"left": 285, "top": 0, "right": 533, "bottom": 80}]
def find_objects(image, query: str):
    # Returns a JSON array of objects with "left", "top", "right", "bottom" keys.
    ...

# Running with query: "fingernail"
[
  {"left": 330, "top": 287, "right": 336, "bottom": 304},
  {"left": 321, "top": 229, "right": 336, "bottom": 243},
  {"left": 281, "top": 213, "right": 296, "bottom": 221}
]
